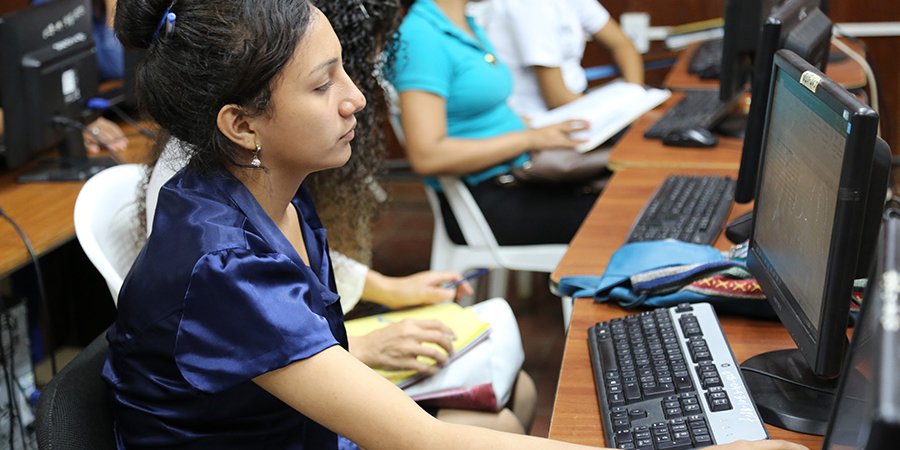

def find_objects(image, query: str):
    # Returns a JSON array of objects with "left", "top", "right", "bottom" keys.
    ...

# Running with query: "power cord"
[
  {"left": 0, "top": 324, "right": 16, "bottom": 450},
  {"left": 0, "top": 312, "right": 27, "bottom": 450},
  {"left": 830, "top": 34, "right": 880, "bottom": 135},
  {"left": 0, "top": 209, "right": 57, "bottom": 378},
  {"left": 739, "top": 365, "right": 836, "bottom": 395}
]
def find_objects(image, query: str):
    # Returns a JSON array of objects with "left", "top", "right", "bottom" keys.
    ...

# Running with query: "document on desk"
[{"left": 529, "top": 80, "right": 671, "bottom": 153}]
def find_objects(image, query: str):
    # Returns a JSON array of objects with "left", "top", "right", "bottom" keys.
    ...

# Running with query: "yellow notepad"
[{"left": 345, "top": 302, "right": 491, "bottom": 387}]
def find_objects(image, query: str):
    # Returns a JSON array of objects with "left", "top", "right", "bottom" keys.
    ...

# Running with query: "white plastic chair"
[
  {"left": 73, "top": 164, "right": 145, "bottom": 305},
  {"left": 435, "top": 176, "right": 573, "bottom": 327}
]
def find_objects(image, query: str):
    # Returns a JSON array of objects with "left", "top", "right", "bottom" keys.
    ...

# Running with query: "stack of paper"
[
  {"left": 529, "top": 80, "right": 671, "bottom": 153},
  {"left": 345, "top": 302, "right": 491, "bottom": 388}
]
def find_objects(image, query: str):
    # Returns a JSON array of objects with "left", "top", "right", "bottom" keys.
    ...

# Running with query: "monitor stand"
[
  {"left": 713, "top": 112, "right": 747, "bottom": 139},
  {"left": 725, "top": 210, "right": 754, "bottom": 244},
  {"left": 16, "top": 126, "right": 117, "bottom": 183},
  {"left": 742, "top": 349, "right": 839, "bottom": 435}
]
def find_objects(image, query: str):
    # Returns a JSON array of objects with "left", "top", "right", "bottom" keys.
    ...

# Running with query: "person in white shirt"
[{"left": 482, "top": 0, "right": 644, "bottom": 117}]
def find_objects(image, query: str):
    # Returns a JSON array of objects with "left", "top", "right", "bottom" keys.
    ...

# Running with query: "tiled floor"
[{"left": 371, "top": 178, "right": 567, "bottom": 437}]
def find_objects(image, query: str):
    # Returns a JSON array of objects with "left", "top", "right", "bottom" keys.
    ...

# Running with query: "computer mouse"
[
  {"left": 662, "top": 128, "right": 718, "bottom": 148},
  {"left": 725, "top": 211, "right": 754, "bottom": 244}
]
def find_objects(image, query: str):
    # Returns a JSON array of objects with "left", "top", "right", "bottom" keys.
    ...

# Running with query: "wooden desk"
[
  {"left": 665, "top": 39, "right": 867, "bottom": 91},
  {"left": 607, "top": 38, "right": 870, "bottom": 172},
  {"left": 607, "top": 92, "right": 745, "bottom": 172},
  {"left": 0, "top": 126, "right": 153, "bottom": 278},
  {"left": 548, "top": 168, "right": 821, "bottom": 449}
]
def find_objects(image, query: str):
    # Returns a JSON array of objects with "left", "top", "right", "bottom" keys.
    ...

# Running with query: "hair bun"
[{"left": 114, "top": 0, "right": 174, "bottom": 49}]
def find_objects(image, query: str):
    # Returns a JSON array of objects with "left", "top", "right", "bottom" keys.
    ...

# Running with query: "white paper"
[{"left": 528, "top": 80, "right": 671, "bottom": 153}]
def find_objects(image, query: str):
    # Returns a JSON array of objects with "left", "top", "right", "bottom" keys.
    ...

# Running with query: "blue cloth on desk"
[
  {"left": 103, "top": 167, "right": 350, "bottom": 449},
  {"left": 558, "top": 240, "right": 723, "bottom": 298},
  {"left": 558, "top": 240, "right": 774, "bottom": 316}
]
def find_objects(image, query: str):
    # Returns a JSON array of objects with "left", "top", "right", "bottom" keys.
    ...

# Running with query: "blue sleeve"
[
  {"left": 174, "top": 249, "right": 340, "bottom": 393},
  {"left": 391, "top": 22, "right": 453, "bottom": 97}
]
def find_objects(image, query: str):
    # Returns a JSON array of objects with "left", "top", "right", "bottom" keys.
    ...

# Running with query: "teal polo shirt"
[{"left": 391, "top": 0, "right": 530, "bottom": 186}]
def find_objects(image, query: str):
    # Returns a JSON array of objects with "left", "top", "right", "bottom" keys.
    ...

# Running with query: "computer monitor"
[
  {"left": 823, "top": 206, "right": 900, "bottom": 449},
  {"left": 0, "top": 0, "right": 115, "bottom": 182},
  {"left": 743, "top": 49, "right": 890, "bottom": 435},
  {"left": 718, "top": 0, "right": 781, "bottom": 102},
  {"left": 734, "top": 0, "right": 832, "bottom": 203}
]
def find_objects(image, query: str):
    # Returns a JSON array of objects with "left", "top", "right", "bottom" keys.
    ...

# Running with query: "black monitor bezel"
[
  {"left": 0, "top": 0, "right": 97, "bottom": 170},
  {"left": 747, "top": 49, "right": 879, "bottom": 378},
  {"left": 735, "top": 0, "right": 832, "bottom": 203},
  {"left": 823, "top": 207, "right": 900, "bottom": 449}
]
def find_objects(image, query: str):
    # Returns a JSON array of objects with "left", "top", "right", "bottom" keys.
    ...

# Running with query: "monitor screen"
[
  {"left": 824, "top": 207, "right": 900, "bottom": 449},
  {"left": 734, "top": 0, "right": 832, "bottom": 203},
  {"left": 718, "top": 0, "right": 781, "bottom": 102},
  {"left": 0, "top": 0, "right": 114, "bottom": 181},
  {"left": 743, "top": 49, "right": 887, "bottom": 435}
]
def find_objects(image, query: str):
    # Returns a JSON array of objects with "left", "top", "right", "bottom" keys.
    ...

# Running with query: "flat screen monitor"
[
  {"left": 743, "top": 49, "right": 889, "bottom": 436},
  {"left": 823, "top": 206, "right": 900, "bottom": 449},
  {"left": 734, "top": 0, "right": 832, "bottom": 203},
  {"left": 718, "top": 0, "right": 781, "bottom": 102},
  {"left": 0, "top": 0, "right": 115, "bottom": 182}
]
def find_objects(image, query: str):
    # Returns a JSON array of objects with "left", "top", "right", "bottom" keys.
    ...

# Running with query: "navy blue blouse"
[{"left": 102, "top": 167, "right": 348, "bottom": 449}]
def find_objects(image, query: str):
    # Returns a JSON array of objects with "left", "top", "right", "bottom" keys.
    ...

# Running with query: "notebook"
[
  {"left": 345, "top": 302, "right": 491, "bottom": 387},
  {"left": 528, "top": 79, "right": 671, "bottom": 153}
]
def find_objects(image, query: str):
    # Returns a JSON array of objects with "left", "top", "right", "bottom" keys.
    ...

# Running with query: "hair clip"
[
  {"left": 151, "top": 1, "right": 178, "bottom": 42},
  {"left": 355, "top": 0, "right": 371, "bottom": 19}
]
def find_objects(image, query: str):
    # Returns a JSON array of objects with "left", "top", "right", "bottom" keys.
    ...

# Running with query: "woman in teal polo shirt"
[{"left": 390, "top": 0, "right": 599, "bottom": 246}]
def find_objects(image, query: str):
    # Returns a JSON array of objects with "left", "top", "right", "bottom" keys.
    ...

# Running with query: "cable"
[
  {"left": 0, "top": 210, "right": 57, "bottom": 377},
  {"left": 739, "top": 365, "right": 836, "bottom": 395},
  {"left": 830, "top": 34, "right": 880, "bottom": 135},
  {"left": 86, "top": 97, "right": 158, "bottom": 140},
  {"left": 109, "top": 105, "right": 157, "bottom": 140},
  {"left": 3, "top": 314, "right": 25, "bottom": 449},
  {"left": 0, "top": 313, "right": 17, "bottom": 450},
  {"left": 6, "top": 309, "right": 27, "bottom": 445}
]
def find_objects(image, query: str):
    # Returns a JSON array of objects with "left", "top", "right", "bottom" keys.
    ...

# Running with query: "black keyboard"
[
  {"left": 687, "top": 39, "right": 723, "bottom": 79},
  {"left": 643, "top": 90, "right": 732, "bottom": 139},
  {"left": 625, "top": 175, "right": 734, "bottom": 245},
  {"left": 588, "top": 303, "right": 768, "bottom": 449}
]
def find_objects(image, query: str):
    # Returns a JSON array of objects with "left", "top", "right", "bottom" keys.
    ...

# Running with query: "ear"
[{"left": 216, "top": 104, "right": 258, "bottom": 152}]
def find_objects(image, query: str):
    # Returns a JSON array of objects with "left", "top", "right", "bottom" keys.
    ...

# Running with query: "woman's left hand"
[
  {"left": 83, "top": 117, "right": 128, "bottom": 154},
  {"left": 366, "top": 271, "right": 474, "bottom": 309}
]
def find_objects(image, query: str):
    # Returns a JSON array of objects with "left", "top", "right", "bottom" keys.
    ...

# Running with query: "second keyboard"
[
  {"left": 625, "top": 175, "right": 735, "bottom": 245},
  {"left": 644, "top": 90, "right": 732, "bottom": 139}
]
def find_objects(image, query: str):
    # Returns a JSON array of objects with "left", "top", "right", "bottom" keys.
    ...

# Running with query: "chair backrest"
[
  {"left": 35, "top": 333, "right": 116, "bottom": 450},
  {"left": 73, "top": 164, "right": 145, "bottom": 305}
]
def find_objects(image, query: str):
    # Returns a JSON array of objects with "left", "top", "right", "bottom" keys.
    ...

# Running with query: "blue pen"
[{"left": 441, "top": 267, "right": 489, "bottom": 289}]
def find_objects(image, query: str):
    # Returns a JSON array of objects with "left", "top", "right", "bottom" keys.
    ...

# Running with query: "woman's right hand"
[
  {"left": 526, "top": 119, "right": 590, "bottom": 150},
  {"left": 348, "top": 319, "right": 456, "bottom": 374},
  {"left": 708, "top": 439, "right": 809, "bottom": 450}
]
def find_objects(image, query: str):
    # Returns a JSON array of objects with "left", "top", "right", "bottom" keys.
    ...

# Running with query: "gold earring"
[{"left": 250, "top": 142, "right": 262, "bottom": 168}]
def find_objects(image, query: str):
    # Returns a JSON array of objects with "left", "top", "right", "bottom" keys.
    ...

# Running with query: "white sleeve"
[
  {"left": 571, "top": 0, "right": 611, "bottom": 35},
  {"left": 331, "top": 250, "right": 369, "bottom": 314},
  {"left": 501, "top": 0, "right": 566, "bottom": 68},
  {"left": 146, "top": 139, "right": 190, "bottom": 235}
]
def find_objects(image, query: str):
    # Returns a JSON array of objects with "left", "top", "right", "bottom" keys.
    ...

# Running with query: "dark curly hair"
[
  {"left": 308, "top": 0, "right": 404, "bottom": 262},
  {"left": 129, "top": 0, "right": 404, "bottom": 263}
]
